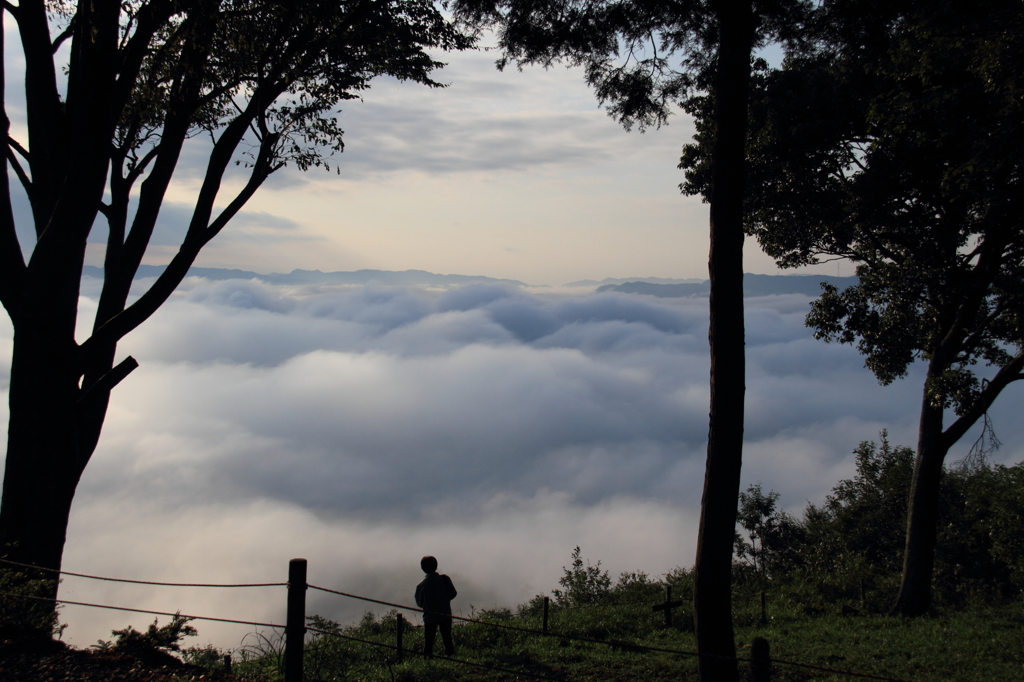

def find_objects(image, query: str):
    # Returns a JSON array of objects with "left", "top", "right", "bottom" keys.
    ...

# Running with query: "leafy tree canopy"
[{"left": 682, "top": 0, "right": 1024, "bottom": 415}]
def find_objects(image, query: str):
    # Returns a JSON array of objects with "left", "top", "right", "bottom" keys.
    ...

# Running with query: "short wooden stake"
[
  {"left": 224, "top": 654, "right": 232, "bottom": 674},
  {"left": 542, "top": 596, "right": 549, "bottom": 635},
  {"left": 396, "top": 613, "right": 404, "bottom": 662},
  {"left": 749, "top": 637, "right": 771, "bottom": 682},
  {"left": 285, "top": 558, "right": 307, "bottom": 682}
]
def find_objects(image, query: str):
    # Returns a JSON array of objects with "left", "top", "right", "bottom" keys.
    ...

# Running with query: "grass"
[{"left": 216, "top": 591, "right": 1024, "bottom": 682}]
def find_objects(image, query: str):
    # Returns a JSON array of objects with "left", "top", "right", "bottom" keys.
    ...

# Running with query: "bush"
[
  {"left": 733, "top": 432, "right": 1024, "bottom": 612},
  {"left": 94, "top": 613, "right": 197, "bottom": 654},
  {"left": 0, "top": 565, "right": 63, "bottom": 638},
  {"left": 551, "top": 547, "right": 611, "bottom": 607},
  {"left": 182, "top": 643, "right": 229, "bottom": 669}
]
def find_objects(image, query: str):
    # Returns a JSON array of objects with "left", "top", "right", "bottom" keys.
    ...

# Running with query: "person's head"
[{"left": 420, "top": 556, "right": 438, "bottom": 574}]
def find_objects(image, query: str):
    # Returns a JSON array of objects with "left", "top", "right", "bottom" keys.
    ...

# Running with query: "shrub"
[
  {"left": 94, "top": 613, "right": 197, "bottom": 654},
  {"left": 551, "top": 547, "right": 611, "bottom": 607},
  {"left": 0, "top": 565, "right": 63, "bottom": 638}
]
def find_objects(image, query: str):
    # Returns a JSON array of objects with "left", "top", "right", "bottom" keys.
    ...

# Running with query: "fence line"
[
  {"left": 0, "top": 591, "right": 562, "bottom": 682},
  {"left": 0, "top": 591, "right": 285, "bottom": 630},
  {"left": 308, "top": 583, "right": 916, "bottom": 682},
  {"left": 0, "top": 557, "right": 285, "bottom": 588},
  {"left": 310, "top": 583, "right": 709, "bottom": 656},
  {"left": 1, "top": 558, "right": 919, "bottom": 682}
]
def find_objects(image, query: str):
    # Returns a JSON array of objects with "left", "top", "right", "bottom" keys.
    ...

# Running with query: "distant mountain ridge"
[
  {"left": 565, "top": 276, "right": 706, "bottom": 287},
  {"left": 81, "top": 265, "right": 526, "bottom": 288},
  {"left": 597, "top": 274, "right": 858, "bottom": 298},
  {"left": 81, "top": 266, "right": 856, "bottom": 295}
]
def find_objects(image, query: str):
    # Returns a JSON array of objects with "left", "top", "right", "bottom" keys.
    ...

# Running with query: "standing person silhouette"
[{"left": 415, "top": 555, "right": 457, "bottom": 657}]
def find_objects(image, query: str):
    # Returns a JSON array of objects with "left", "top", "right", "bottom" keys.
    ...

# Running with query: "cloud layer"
[{"left": 4, "top": 277, "right": 1023, "bottom": 650}]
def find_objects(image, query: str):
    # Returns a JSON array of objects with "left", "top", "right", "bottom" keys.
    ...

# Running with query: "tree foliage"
[
  {"left": 94, "top": 613, "right": 198, "bottom": 654},
  {"left": 0, "top": 566, "right": 62, "bottom": 638},
  {"left": 552, "top": 546, "right": 612, "bottom": 607},
  {"left": 738, "top": 436, "right": 1024, "bottom": 612},
  {"left": 800, "top": 434, "right": 915, "bottom": 601},
  {"left": 453, "top": 0, "right": 810, "bottom": 130},
  {"left": 683, "top": 0, "right": 1024, "bottom": 410},
  {"left": 936, "top": 460, "right": 1024, "bottom": 603},
  {"left": 735, "top": 483, "right": 804, "bottom": 585}
]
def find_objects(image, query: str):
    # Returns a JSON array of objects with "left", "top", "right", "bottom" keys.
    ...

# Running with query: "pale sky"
[{"left": 85, "top": 34, "right": 826, "bottom": 284}]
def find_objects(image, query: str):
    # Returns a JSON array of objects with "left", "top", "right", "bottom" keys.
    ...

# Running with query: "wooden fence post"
[
  {"left": 223, "top": 654, "right": 231, "bottom": 674},
  {"left": 396, "top": 613, "right": 404, "bottom": 662},
  {"left": 749, "top": 637, "right": 771, "bottom": 682},
  {"left": 285, "top": 558, "right": 307, "bottom": 682},
  {"left": 542, "top": 596, "right": 549, "bottom": 635}
]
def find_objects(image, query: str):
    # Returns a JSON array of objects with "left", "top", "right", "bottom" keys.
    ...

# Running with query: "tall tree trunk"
[
  {"left": 2, "top": 293, "right": 89, "bottom": 595},
  {"left": 1, "top": 241, "right": 119, "bottom": 600},
  {"left": 892, "top": 375, "right": 950, "bottom": 616},
  {"left": 693, "top": 2, "right": 754, "bottom": 680}
]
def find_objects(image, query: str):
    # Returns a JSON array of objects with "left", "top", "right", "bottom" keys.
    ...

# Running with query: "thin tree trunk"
[
  {"left": 892, "top": 379, "right": 950, "bottom": 616},
  {"left": 693, "top": 2, "right": 754, "bottom": 680}
]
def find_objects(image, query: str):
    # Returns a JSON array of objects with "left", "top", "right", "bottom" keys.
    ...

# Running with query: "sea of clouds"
[{"left": 2, "top": 275, "right": 1021, "bottom": 651}]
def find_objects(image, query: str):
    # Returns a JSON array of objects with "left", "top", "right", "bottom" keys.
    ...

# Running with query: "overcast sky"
[{"left": 2, "top": 21, "right": 1021, "bottom": 653}]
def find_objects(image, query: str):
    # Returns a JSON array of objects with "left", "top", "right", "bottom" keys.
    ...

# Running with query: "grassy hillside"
[{"left": 212, "top": 573, "right": 1023, "bottom": 682}]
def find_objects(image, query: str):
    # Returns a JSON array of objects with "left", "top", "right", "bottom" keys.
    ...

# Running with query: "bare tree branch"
[{"left": 943, "top": 352, "right": 1024, "bottom": 449}]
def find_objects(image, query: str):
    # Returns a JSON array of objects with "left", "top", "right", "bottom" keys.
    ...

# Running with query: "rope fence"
[
  {"left": 0, "top": 557, "right": 286, "bottom": 588},
  {"left": 0, "top": 591, "right": 285, "bottom": 630},
  {"left": 0, "top": 556, "right": 920, "bottom": 682},
  {"left": 307, "top": 583, "right": 915, "bottom": 682}
]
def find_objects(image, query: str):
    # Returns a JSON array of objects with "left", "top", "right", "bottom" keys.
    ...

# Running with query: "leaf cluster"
[
  {"left": 801, "top": 433, "right": 915, "bottom": 583},
  {"left": 452, "top": 0, "right": 813, "bottom": 131}
]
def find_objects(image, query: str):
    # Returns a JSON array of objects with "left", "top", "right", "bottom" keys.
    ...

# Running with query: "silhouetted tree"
[
  {"left": 0, "top": 0, "right": 470, "bottom": 605},
  {"left": 451, "top": 1, "right": 809, "bottom": 677},
  {"left": 682, "top": 0, "right": 1024, "bottom": 615}
]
